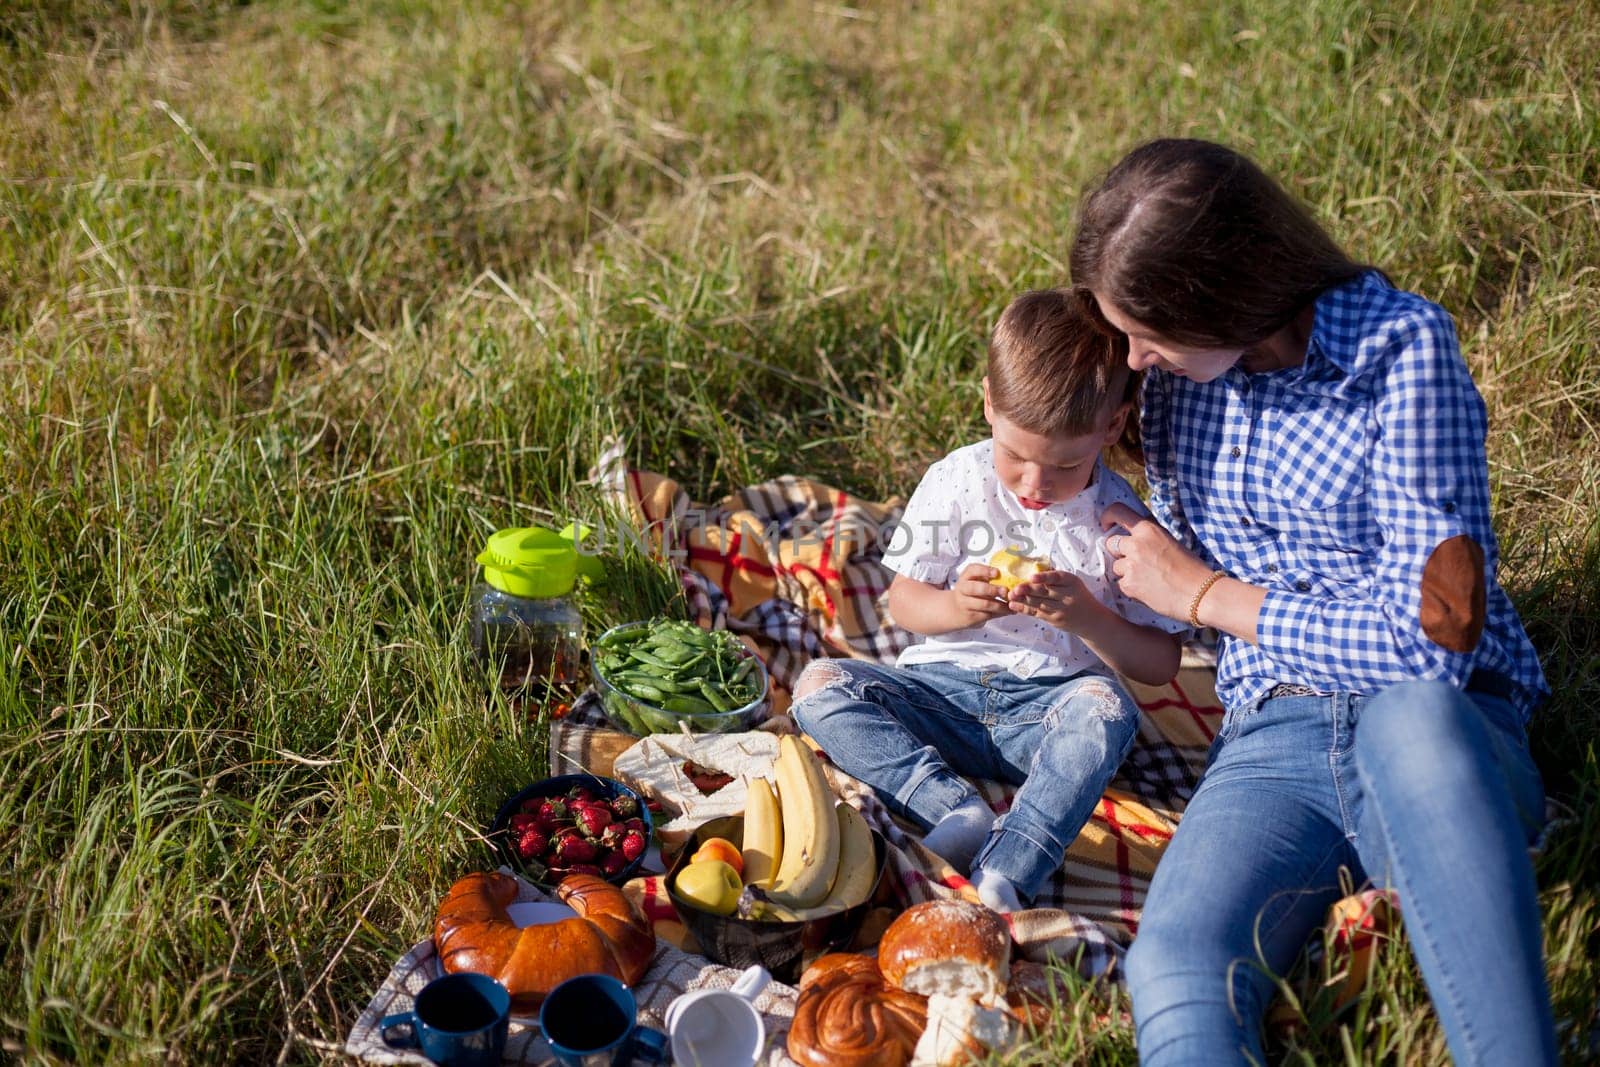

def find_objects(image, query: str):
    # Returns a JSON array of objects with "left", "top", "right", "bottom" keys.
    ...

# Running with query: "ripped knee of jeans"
[
  {"left": 792, "top": 659, "right": 851, "bottom": 702},
  {"left": 1059, "top": 677, "right": 1137, "bottom": 725}
]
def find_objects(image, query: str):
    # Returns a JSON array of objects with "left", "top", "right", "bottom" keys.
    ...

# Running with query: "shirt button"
[
  {"left": 1240, "top": 516, "right": 1252, "bottom": 527},
  {"left": 1295, "top": 580, "right": 1311, "bottom": 592},
  {"left": 1265, "top": 563, "right": 1279, "bottom": 573},
  {"left": 1443, "top": 501, "right": 1457, "bottom": 514},
  {"left": 1230, "top": 446, "right": 1242, "bottom": 458}
]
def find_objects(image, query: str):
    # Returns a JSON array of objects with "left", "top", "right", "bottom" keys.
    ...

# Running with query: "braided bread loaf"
[{"left": 433, "top": 872, "right": 655, "bottom": 1011}]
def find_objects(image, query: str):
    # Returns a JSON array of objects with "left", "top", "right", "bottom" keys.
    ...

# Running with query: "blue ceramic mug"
[
  {"left": 380, "top": 972, "right": 510, "bottom": 1067},
  {"left": 538, "top": 974, "right": 668, "bottom": 1067}
]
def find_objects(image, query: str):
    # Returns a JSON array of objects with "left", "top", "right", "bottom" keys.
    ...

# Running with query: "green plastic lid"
[{"left": 476, "top": 524, "right": 603, "bottom": 598}]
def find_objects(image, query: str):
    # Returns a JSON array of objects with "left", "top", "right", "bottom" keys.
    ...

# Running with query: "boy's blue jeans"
[
  {"left": 789, "top": 659, "right": 1139, "bottom": 900},
  {"left": 1125, "top": 679, "right": 1556, "bottom": 1067}
]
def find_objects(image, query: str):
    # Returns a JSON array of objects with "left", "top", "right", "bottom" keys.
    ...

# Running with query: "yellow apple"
[{"left": 674, "top": 859, "right": 743, "bottom": 916}]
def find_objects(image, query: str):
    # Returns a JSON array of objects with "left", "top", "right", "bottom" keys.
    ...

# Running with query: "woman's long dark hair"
[{"left": 1070, "top": 139, "right": 1368, "bottom": 348}]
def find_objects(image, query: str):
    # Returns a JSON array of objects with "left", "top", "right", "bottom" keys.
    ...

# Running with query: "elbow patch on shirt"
[{"left": 1420, "top": 534, "right": 1486, "bottom": 652}]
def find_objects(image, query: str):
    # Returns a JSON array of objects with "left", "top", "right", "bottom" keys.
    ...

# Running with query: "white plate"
[{"left": 506, "top": 900, "right": 578, "bottom": 927}]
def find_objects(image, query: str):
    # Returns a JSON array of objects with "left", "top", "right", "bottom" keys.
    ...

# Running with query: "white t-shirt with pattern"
[{"left": 885, "top": 440, "right": 1187, "bottom": 679}]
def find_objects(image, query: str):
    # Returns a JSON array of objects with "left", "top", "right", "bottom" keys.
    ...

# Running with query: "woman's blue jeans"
[
  {"left": 1125, "top": 680, "right": 1555, "bottom": 1066},
  {"left": 790, "top": 659, "right": 1139, "bottom": 899}
]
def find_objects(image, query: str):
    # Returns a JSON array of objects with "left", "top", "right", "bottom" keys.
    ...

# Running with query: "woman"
[{"left": 1072, "top": 139, "right": 1555, "bottom": 1066}]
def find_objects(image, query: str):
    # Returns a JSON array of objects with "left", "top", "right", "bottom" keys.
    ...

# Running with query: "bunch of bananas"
[{"left": 738, "top": 735, "right": 876, "bottom": 922}]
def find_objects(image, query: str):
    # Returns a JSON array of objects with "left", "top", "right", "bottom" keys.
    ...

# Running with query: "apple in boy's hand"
[
  {"left": 675, "top": 859, "right": 743, "bottom": 915},
  {"left": 690, "top": 836, "right": 744, "bottom": 877}
]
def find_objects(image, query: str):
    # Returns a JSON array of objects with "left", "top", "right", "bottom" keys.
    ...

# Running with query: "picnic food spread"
[{"left": 432, "top": 871, "right": 654, "bottom": 1012}]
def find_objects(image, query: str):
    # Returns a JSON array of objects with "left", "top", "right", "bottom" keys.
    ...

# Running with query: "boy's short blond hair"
[{"left": 986, "top": 289, "right": 1132, "bottom": 438}]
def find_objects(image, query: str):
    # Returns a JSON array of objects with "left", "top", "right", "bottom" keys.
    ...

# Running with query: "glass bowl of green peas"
[{"left": 589, "top": 618, "right": 770, "bottom": 735}]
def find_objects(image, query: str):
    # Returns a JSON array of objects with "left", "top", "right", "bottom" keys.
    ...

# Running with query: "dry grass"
[{"left": 2, "top": 1, "right": 1597, "bottom": 1062}]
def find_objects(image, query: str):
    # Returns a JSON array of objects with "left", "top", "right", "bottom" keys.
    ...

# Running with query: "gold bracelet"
[{"left": 1188, "top": 570, "right": 1227, "bottom": 629}]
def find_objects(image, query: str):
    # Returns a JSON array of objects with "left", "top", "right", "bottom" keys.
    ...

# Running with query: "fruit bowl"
[
  {"left": 591, "top": 621, "right": 770, "bottom": 736},
  {"left": 663, "top": 814, "right": 888, "bottom": 984},
  {"left": 489, "top": 774, "right": 654, "bottom": 888}
]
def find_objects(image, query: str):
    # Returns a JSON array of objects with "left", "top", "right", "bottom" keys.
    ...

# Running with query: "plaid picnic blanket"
[
  {"left": 345, "top": 459, "right": 1398, "bottom": 1066},
  {"left": 562, "top": 453, "right": 1231, "bottom": 979}
]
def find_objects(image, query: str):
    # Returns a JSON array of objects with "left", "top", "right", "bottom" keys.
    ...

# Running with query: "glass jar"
[{"left": 470, "top": 525, "right": 601, "bottom": 718}]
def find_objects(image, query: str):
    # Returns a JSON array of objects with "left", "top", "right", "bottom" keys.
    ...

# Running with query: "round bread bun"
[
  {"left": 433, "top": 871, "right": 655, "bottom": 1011},
  {"left": 878, "top": 899, "right": 1011, "bottom": 1001},
  {"left": 788, "top": 953, "right": 928, "bottom": 1067}
]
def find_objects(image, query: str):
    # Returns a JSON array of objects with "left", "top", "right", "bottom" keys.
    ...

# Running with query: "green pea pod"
[
  {"left": 662, "top": 694, "right": 717, "bottom": 715},
  {"left": 627, "top": 649, "right": 678, "bottom": 671},
  {"left": 666, "top": 627, "right": 718, "bottom": 649},
  {"left": 730, "top": 658, "right": 755, "bottom": 684},
  {"left": 622, "top": 681, "right": 668, "bottom": 702},
  {"left": 647, "top": 643, "right": 700, "bottom": 665},
  {"left": 615, "top": 672, "right": 692, "bottom": 695},
  {"left": 597, "top": 627, "right": 646, "bottom": 649},
  {"left": 698, "top": 679, "right": 732, "bottom": 712}
]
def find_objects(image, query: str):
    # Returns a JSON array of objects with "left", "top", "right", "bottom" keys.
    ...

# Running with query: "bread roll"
[
  {"left": 878, "top": 900, "right": 1011, "bottom": 1001},
  {"left": 788, "top": 953, "right": 928, "bottom": 1067},
  {"left": 911, "top": 992, "right": 1016, "bottom": 1067}
]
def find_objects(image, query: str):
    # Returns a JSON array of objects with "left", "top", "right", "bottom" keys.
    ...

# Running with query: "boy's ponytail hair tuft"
[{"left": 1070, "top": 139, "right": 1368, "bottom": 348}]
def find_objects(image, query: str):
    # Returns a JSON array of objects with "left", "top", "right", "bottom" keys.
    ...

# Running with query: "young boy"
[{"left": 790, "top": 290, "right": 1185, "bottom": 911}]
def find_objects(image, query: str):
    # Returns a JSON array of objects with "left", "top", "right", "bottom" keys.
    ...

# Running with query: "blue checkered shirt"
[{"left": 1141, "top": 271, "right": 1547, "bottom": 719}]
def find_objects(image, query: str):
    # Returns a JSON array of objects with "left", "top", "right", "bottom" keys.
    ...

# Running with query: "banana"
[
  {"left": 768, "top": 735, "right": 840, "bottom": 908},
  {"left": 740, "top": 775, "right": 783, "bottom": 888},
  {"left": 755, "top": 801, "right": 878, "bottom": 921},
  {"left": 819, "top": 801, "right": 876, "bottom": 912}
]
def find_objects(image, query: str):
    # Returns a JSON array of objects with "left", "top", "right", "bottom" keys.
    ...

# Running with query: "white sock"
[
  {"left": 921, "top": 796, "right": 994, "bottom": 873},
  {"left": 972, "top": 866, "right": 1023, "bottom": 913}
]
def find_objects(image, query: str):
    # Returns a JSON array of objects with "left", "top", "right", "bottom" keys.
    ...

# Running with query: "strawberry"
[
  {"left": 567, "top": 785, "right": 597, "bottom": 804},
  {"left": 572, "top": 802, "right": 612, "bottom": 838},
  {"left": 608, "top": 794, "right": 640, "bottom": 819},
  {"left": 508, "top": 813, "right": 537, "bottom": 832},
  {"left": 516, "top": 827, "right": 549, "bottom": 860},
  {"left": 562, "top": 863, "right": 603, "bottom": 878},
  {"left": 622, "top": 817, "right": 647, "bottom": 836},
  {"left": 599, "top": 823, "right": 627, "bottom": 851},
  {"left": 600, "top": 851, "right": 629, "bottom": 877},
  {"left": 553, "top": 829, "right": 598, "bottom": 865},
  {"left": 536, "top": 797, "right": 569, "bottom": 824},
  {"left": 619, "top": 828, "right": 646, "bottom": 863}
]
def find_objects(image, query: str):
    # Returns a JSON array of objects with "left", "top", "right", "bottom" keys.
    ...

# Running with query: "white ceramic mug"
[{"left": 663, "top": 964, "right": 771, "bottom": 1067}]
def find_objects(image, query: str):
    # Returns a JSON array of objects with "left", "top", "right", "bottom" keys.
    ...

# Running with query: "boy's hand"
[
  {"left": 949, "top": 564, "right": 1016, "bottom": 628},
  {"left": 1007, "top": 571, "right": 1107, "bottom": 632}
]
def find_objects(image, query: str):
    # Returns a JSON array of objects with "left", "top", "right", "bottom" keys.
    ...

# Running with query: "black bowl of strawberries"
[{"left": 489, "top": 774, "right": 655, "bottom": 888}]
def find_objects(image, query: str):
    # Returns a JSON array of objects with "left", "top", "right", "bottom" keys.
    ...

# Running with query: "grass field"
[{"left": 2, "top": 0, "right": 1597, "bottom": 1062}]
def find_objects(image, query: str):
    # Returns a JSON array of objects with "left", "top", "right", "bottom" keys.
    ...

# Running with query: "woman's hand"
[{"left": 1100, "top": 503, "right": 1215, "bottom": 622}]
